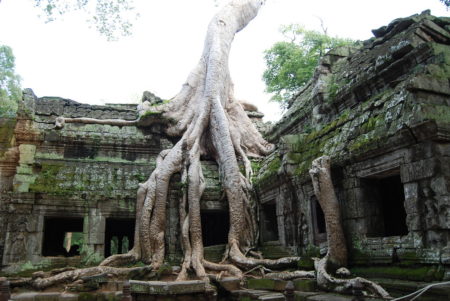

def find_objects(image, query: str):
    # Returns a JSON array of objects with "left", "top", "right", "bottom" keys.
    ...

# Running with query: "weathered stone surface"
[
  {"left": 11, "top": 293, "right": 40, "bottom": 301},
  {"left": 130, "top": 280, "right": 206, "bottom": 295},
  {"left": 217, "top": 277, "right": 241, "bottom": 292},
  {"left": 253, "top": 12, "right": 450, "bottom": 274},
  {"left": 0, "top": 90, "right": 230, "bottom": 267}
]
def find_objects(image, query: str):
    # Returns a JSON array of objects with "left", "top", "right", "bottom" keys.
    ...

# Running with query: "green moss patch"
[
  {"left": 29, "top": 163, "right": 70, "bottom": 195},
  {"left": 247, "top": 278, "right": 276, "bottom": 290},
  {"left": 350, "top": 265, "right": 445, "bottom": 282}
]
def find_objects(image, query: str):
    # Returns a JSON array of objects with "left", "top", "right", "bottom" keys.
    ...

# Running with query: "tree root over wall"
[{"left": 24, "top": 1, "right": 390, "bottom": 299}]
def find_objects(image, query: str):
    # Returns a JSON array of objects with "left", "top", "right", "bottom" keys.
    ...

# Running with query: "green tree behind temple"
[
  {"left": 0, "top": 45, "right": 22, "bottom": 117},
  {"left": 33, "top": 0, "right": 139, "bottom": 41},
  {"left": 263, "top": 25, "right": 355, "bottom": 109}
]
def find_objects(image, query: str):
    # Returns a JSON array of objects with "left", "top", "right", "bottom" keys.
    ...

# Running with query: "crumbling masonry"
[{"left": 1, "top": 10, "right": 449, "bottom": 297}]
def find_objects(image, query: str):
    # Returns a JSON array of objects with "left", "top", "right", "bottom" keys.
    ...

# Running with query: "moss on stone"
[
  {"left": 255, "top": 156, "right": 281, "bottom": 185},
  {"left": 78, "top": 293, "right": 97, "bottom": 301},
  {"left": 293, "top": 279, "right": 317, "bottom": 292},
  {"left": 350, "top": 265, "right": 445, "bottom": 282},
  {"left": 418, "top": 104, "right": 450, "bottom": 124},
  {"left": 247, "top": 278, "right": 275, "bottom": 290},
  {"left": 29, "top": 163, "right": 70, "bottom": 195},
  {"left": 298, "top": 245, "right": 321, "bottom": 270}
]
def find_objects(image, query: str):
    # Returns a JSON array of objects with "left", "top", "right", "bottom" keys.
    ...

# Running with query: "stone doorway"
[
  {"left": 363, "top": 175, "right": 408, "bottom": 237},
  {"left": 201, "top": 210, "right": 229, "bottom": 247},
  {"left": 104, "top": 218, "right": 135, "bottom": 257},
  {"left": 42, "top": 217, "right": 83, "bottom": 256},
  {"left": 312, "top": 198, "right": 327, "bottom": 244},
  {"left": 261, "top": 201, "right": 278, "bottom": 242}
]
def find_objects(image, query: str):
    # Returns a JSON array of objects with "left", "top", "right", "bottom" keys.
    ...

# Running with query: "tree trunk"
[
  {"left": 19, "top": 4, "right": 391, "bottom": 298},
  {"left": 309, "top": 156, "right": 390, "bottom": 298},
  {"left": 35, "top": 1, "right": 299, "bottom": 287},
  {"left": 309, "top": 156, "right": 347, "bottom": 268}
]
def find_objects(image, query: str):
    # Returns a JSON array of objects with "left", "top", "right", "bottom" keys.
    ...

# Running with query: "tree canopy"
[
  {"left": 262, "top": 25, "right": 355, "bottom": 109},
  {"left": 33, "top": 0, "right": 139, "bottom": 40},
  {"left": 0, "top": 45, "right": 21, "bottom": 117}
]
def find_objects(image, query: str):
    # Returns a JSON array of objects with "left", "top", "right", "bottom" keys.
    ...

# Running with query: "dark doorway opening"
[
  {"left": 363, "top": 175, "right": 408, "bottom": 237},
  {"left": 201, "top": 210, "right": 229, "bottom": 246},
  {"left": 312, "top": 198, "right": 327, "bottom": 244},
  {"left": 261, "top": 201, "right": 278, "bottom": 242},
  {"left": 314, "top": 199, "right": 326, "bottom": 234},
  {"left": 104, "top": 218, "right": 135, "bottom": 257},
  {"left": 42, "top": 217, "right": 83, "bottom": 256}
]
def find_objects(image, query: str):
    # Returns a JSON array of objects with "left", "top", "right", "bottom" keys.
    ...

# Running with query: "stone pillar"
[
  {"left": 121, "top": 280, "right": 132, "bottom": 301},
  {"left": 284, "top": 281, "right": 294, "bottom": 301}
]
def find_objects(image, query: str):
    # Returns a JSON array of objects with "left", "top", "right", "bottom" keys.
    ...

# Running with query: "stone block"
[
  {"left": 58, "top": 294, "right": 78, "bottom": 301},
  {"left": 368, "top": 248, "right": 393, "bottom": 264},
  {"left": 129, "top": 280, "right": 206, "bottom": 295},
  {"left": 403, "top": 183, "right": 419, "bottom": 214},
  {"left": 218, "top": 277, "right": 241, "bottom": 292},
  {"left": 400, "top": 159, "right": 436, "bottom": 183},
  {"left": 247, "top": 278, "right": 275, "bottom": 290},
  {"left": 11, "top": 293, "right": 39, "bottom": 301},
  {"left": 307, "top": 293, "right": 353, "bottom": 301},
  {"left": 257, "top": 293, "right": 285, "bottom": 301},
  {"left": 431, "top": 176, "right": 448, "bottom": 196},
  {"left": 408, "top": 75, "right": 450, "bottom": 95},
  {"left": 294, "top": 292, "right": 320, "bottom": 301},
  {"left": 406, "top": 213, "right": 422, "bottom": 231},
  {"left": 441, "top": 247, "right": 450, "bottom": 265},
  {"left": 130, "top": 280, "right": 149, "bottom": 293},
  {"left": 382, "top": 236, "right": 401, "bottom": 249},
  {"left": 293, "top": 279, "right": 316, "bottom": 292},
  {"left": 444, "top": 268, "right": 450, "bottom": 281},
  {"left": 34, "top": 293, "right": 60, "bottom": 301},
  {"left": 18, "top": 144, "right": 36, "bottom": 165},
  {"left": 342, "top": 194, "right": 364, "bottom": 219}
]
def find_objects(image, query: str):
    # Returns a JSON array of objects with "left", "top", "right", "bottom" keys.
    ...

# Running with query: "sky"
[{"left": 0, "top": 0, "right": 448, "bottom": 121}]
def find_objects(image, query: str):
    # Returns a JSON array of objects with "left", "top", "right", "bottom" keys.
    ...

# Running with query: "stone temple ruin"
[{"left": 1, "top": 10, "right": 450, "bottom": 301}]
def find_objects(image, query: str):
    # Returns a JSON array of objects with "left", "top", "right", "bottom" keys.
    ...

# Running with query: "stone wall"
[
  {"left": 255, "top": 11, "right": 450, "bottom": 275},
  {"left": 0, "top": 90, "right": 226, "bottom": 270}
]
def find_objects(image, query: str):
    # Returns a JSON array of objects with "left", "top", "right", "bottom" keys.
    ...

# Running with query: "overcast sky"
[{"left": 0, "top": 0, "right": 448, "bottom": 121}]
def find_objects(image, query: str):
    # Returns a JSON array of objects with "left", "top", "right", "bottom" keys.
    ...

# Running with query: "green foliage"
[
  {"left": 262, "top": 25, "right": 354, "bottom": 108},
  {"left": 440, "top": 0, "right": 449, "bottom": 8},
  {"left": 34, "top": 0, "right": 139, "bottom": 41},
  {"left": 0, "top": 45, "right": 22, "bottom": 117}
]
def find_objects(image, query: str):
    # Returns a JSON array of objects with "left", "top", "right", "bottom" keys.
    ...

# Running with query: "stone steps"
[
  {"left": 372, "top": 278, "right": 450, "bottom": 301},
  {"left": 231, "top": 289, "right": 285, "bottom": 301},
  {"left": 259, "top": 242, "right": 296, "bottom": 260}
]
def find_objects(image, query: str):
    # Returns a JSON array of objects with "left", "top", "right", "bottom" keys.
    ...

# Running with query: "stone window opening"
[
  {"left": 261, "top": 201, "right": 279, "bottom": 242},
  {"left": 42, "top": 217, "right": 83, "bottom": 257},
  {"left": 104, "top": 218, "right": 135, "bottom": 257},
  {"left": 363, "top": 175, "right": 408, "bottom": 237},
  {"left": 312, "top": 198, "right": 327, "bottom": 244},
  {"left": 201, "top": 210, "right": 229, "bottom": 247}
]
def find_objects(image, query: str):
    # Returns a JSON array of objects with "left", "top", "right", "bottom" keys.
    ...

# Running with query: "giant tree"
[{"left": 28, "top": 1, "right": 389, "bottom": 298}]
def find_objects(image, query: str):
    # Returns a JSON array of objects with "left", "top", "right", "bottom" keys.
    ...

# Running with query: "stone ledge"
[{"left": 129, "top": 280, "right": 206, "bottom": 295}]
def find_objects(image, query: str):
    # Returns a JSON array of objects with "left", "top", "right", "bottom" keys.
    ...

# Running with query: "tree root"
[
  {"left": 315, "top": 256, "right": 390, "bottom": 299},
  {"left": 24, "top": 4, "right": 390, "bottom": 300},
  {"left": 30, "top": 266, "right": 152, "bottom": 290},
  {"left": 265, "top": 270, "right": 315, "bottom": 280}
]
